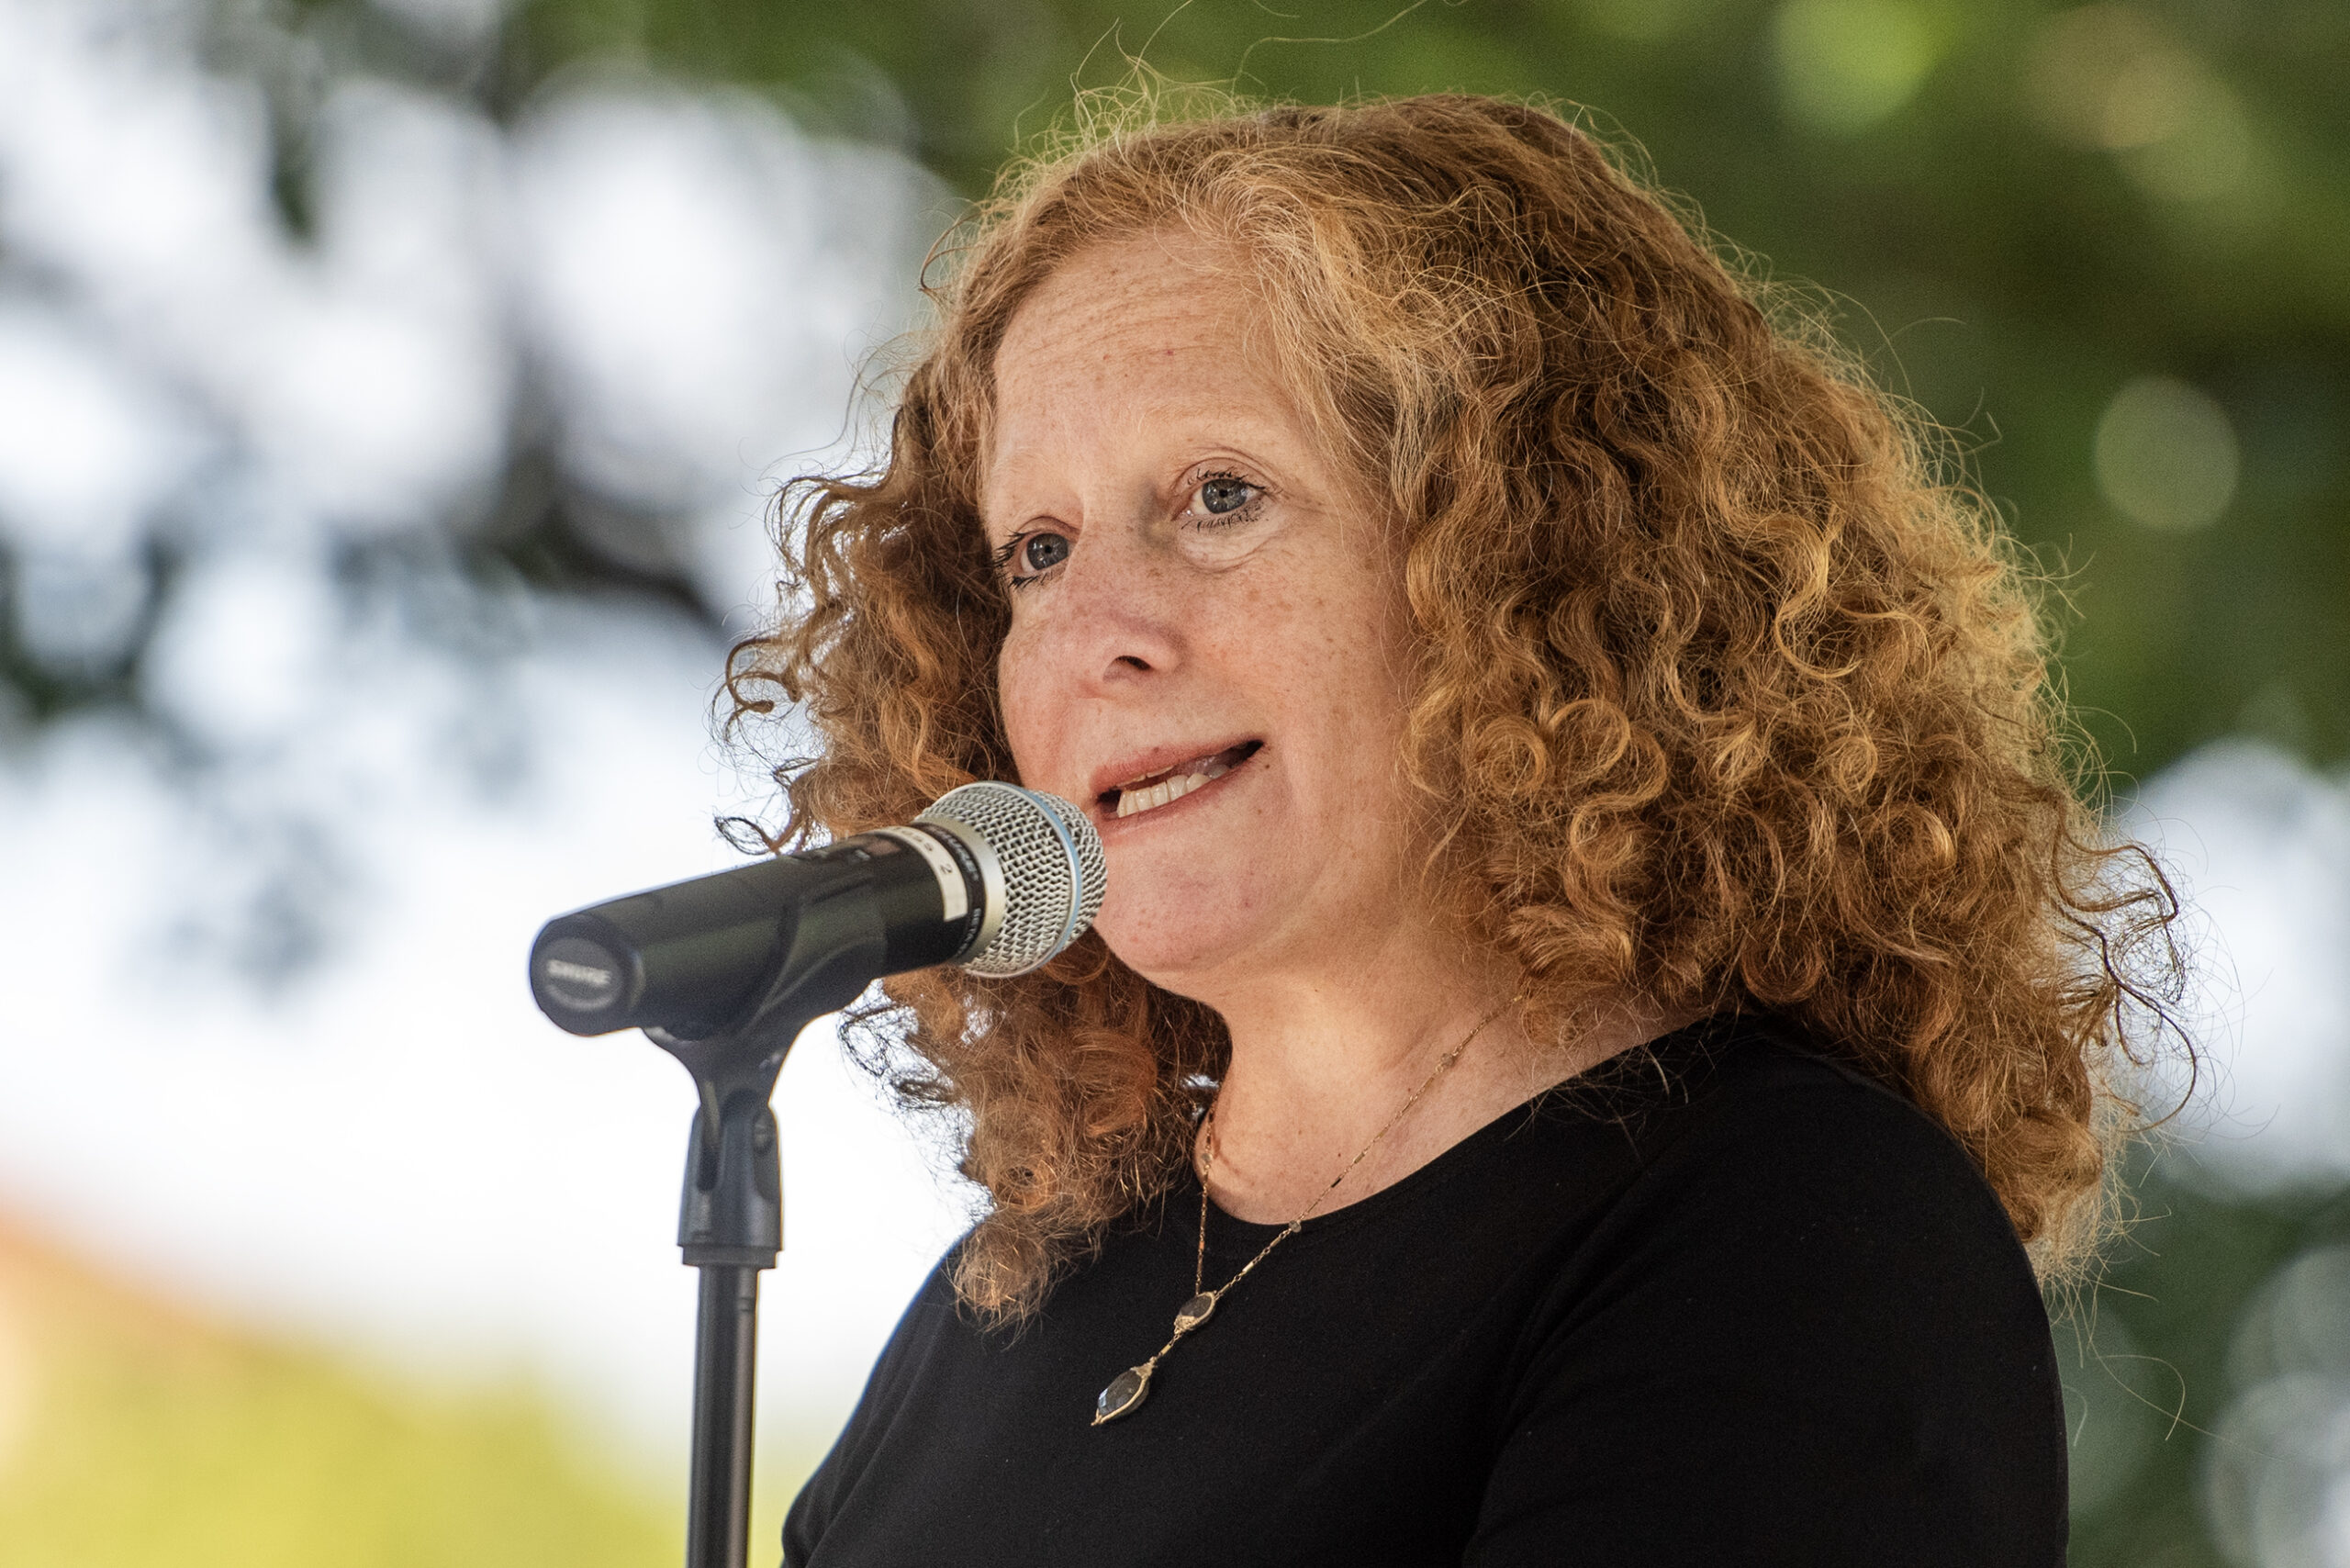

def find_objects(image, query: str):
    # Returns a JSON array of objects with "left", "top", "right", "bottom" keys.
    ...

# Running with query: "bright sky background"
[
  {"left": 0, "top": 0, "right": 2344, "bottom": 1510},
  {"left": 0, "top": 0, "right": 968, "bottom": 1464}
]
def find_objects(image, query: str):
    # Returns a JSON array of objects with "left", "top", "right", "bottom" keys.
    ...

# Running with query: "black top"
[{"left": 783, "top": 1014, "right": 2068, "bottom": 1566}]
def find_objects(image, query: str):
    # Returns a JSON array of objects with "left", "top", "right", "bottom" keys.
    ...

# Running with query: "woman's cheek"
[{"left": 995, "top": 636, "right": 1055, "bottom": 784}]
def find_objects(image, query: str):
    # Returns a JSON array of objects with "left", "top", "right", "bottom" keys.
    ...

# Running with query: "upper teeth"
[{"left": 1115, "top": 757, "right": 1230, "bottom": 819}]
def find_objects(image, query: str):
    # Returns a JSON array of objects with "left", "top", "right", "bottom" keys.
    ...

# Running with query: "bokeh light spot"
[
  {"left": 2029, "top": 6, "right": 2167, "bottom": 147},
  {"left": 2027, "top": 7, "right": 2260, "bottom": 207},
  {"left": 1772, "top": 0, "right": 1940, "bottom": 135},
  {"left": 2094, "top": 375, "right": 2239, "bottom": 532},
  {"left": 0, "top": 302, "right": 205, "bottom": 559},
  {"left": 2119, "top": 81, "right": 2256, "bottom": 206},
  {"left": 2208, "top": 1249, "right": 2350, "bottom": 1568}
]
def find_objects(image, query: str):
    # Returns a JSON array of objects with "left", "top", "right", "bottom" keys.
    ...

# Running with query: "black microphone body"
[{"left": 531, "top": 824, "right": 987, "bottom": 1040}]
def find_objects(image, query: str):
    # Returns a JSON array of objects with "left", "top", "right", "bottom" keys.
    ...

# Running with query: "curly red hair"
[{"left": 727, "top": 93, "right": 2183, "bottom": 1319}]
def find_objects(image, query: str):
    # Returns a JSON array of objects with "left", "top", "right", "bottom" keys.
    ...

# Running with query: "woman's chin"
[{"left": 1093, "top": 905, "right": 1267, "bottom": 999}]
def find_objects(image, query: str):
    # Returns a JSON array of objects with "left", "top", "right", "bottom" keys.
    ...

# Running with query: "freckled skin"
[
  {"left": 984, "top": 235, "right": 1662, "bottom": 1221},
  {"left": 985, "top": 236, "right": 1416, "bottom": 999}
]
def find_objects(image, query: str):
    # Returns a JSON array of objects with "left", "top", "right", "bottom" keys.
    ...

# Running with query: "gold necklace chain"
[{"left": 1090, "top": 996, "right": 1520, "bottom": 1427}]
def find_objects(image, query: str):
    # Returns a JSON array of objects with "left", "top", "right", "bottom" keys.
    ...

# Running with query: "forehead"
[
  {"left": 997, "top": 232, "right": 1263, "bottom": 376},
  {"left": 982, "top": 236, "right": 1292, "bottom": 478}
]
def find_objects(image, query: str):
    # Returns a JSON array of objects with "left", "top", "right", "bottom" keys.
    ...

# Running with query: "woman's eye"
[
  {"left": 1022, "top": 532, "right": 1071, "bottom": 572},
  {"left": 1196, "top": 476, "right": 1258, "bottom": 516}
]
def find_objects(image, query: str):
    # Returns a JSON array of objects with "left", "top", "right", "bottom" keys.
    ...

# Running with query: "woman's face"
[{"left": 984, "top": 235, "right": 1420, "bottom": 1000}]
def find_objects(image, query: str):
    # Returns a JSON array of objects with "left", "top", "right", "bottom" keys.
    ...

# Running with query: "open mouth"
[{"left": 1100, "top": 740, "right": 1264, "bottom": 821}]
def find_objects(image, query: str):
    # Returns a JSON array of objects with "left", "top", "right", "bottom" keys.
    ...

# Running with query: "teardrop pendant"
[
  {"left": 1173, "top": 1292, "right": 1217, "bottom": 1334},
  {"left": 1092, "top": 1363, "right": 1153, "bottom": 1425}
]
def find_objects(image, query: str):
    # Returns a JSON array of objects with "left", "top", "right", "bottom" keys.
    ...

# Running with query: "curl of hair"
[{"left": 726, "top": 92, "right": 2186, "bottom": 1321}]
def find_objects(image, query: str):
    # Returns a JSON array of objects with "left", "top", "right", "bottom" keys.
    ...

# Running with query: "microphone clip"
[{"left": 646, "top": 876, "right": 888, "bottom": 1267}]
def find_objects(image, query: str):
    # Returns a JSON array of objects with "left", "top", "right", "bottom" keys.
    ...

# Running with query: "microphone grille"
[{"left": 918, "top": 782, "right": 1106, "bottom": 978}]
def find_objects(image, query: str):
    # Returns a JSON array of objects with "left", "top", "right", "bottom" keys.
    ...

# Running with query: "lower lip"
[{"left": 1095, "top": 758, "right": 1254, "bottom": 835}]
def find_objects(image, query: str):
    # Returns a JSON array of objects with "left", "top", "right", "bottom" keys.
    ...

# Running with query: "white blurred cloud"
[
  {"left": 0, "top": 0, "right": 958, "bottom": 1467},
  {"left": 2127, "top": 741, "right": 2350, "bottom": 1188},
  {"left": 507, "top": 76, "right": 935, "bottom": 607},
  {"left": 0, "top": 4, "right": 511, "bottom": 543},
  {"left": 0, "top": 299, "right": 209, "bottom": 558},
  {"left": 140, "top": 546, "right": 343, "bottom": 747},
  {"left": 0, "top": 598, "right": 974, "bottom": 1458},
  {"left": 0, "top": 2, "right": 281, "bottom": 312},
  {"left": 253, "top": 79, "right": 513, "bottom": 534},
  {"left": 0, "top": 0, "right": 939, "bottom": 590}
]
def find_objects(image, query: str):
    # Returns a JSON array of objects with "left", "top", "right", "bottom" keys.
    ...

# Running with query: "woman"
[{"left": 736, "top": 95, "right": 2178, "bottom": 1565}]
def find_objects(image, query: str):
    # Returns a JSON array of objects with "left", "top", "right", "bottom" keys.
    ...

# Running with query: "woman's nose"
[{"left": 1049, "top": 528, "right": 1189, "bottom": 693}]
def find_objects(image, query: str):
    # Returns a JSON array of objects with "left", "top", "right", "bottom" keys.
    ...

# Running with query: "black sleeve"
[{"left": 1465, "top": 1070, "right": 2069, "bottom": 1567}]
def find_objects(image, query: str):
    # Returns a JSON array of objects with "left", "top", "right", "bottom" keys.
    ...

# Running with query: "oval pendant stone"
[
  {"left": 1173, "top": 1293, "right": 1217, "bottom": 1334},
  {"left": 1093, "top": 1364, "right": 1152, "bottom": 1425}
]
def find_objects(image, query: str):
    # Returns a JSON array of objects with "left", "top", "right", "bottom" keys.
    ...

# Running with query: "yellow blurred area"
[{"left": 0, "top": 1215, "right": 684, "bottom": 1567}]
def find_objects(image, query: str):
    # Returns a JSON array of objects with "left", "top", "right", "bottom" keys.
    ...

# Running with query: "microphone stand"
[{"left": 644, "top": 883, "right": 890, "bottom": 1568}]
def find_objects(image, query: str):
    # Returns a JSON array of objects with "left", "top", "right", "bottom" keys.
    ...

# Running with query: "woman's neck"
[{"left": 1189, "top": 924, "right": 1673, "bottom": 1225}]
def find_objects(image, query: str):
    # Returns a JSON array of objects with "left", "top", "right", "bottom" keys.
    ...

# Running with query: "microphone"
[{"left": 529, "top": 781, "right": 1106, "bottom": 1041}]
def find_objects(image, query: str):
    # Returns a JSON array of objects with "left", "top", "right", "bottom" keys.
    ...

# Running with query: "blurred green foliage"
[{"left": 500, "top": 0, "right": 2350, "bottom": 782}]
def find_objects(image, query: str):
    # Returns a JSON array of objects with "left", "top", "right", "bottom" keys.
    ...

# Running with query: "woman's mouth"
[{"left": 1102, "top": 741, "right": 1263, "bottom": 820}]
